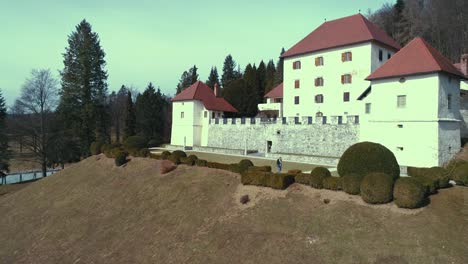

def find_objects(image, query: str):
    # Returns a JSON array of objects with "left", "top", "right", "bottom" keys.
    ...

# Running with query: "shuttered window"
[
  {"left": 341, "top": 74, "right": 352, "bottom": 84},
  {"left": 294, "top": 79, "right": 300, "bottom": 88},
  {"left": 292, "top": 61, "right": 301, "bottom": 69},
  {"left": 397, "top": 95, "right": 406, "bottom": 108},
  {"left": 315, "top": 57, "right": 324, "bottom": 66},
  {"left": 315, "top": 94, "right": 324, "bottom": 103},
  {"left": 315, "top": 77, "right": 324, "bottom": 87},
  {"left": 343, "top": 92, "right": 350, "bottom": 102},
  {"left": 342, "top": 51, "right": 352, "bottom": 62},
  {"left": 294, "top": 96, "right": 300, "bottom": 104}
]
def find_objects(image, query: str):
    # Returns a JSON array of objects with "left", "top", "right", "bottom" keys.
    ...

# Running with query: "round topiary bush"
[
  {"left": 360, "top": 172, "right": 395, "bottom": 204},
  {"left": 311, "top": 167, "right": 331, "bottom": 178},
  {"left": 309, "top": 167, "right": 331, "bottom": 189},
  {"left": 115, "top": 151, "right": 128, "bottom": 166},
  {"left": 171, "top": 150, "right": 187, "bottom": 159},
  {"left": 238, "top": 159, "right": 254, "bottom": 173},
  {"left": 451, "top": 163, "right": 468, "bottom": 186},
  {"left": 322, "top": 177, "right": 342, "bottom": 191},
  {"left": 161, "top": 151, "right": 171, "bottom": 160},
  {"left": 342, "top": 173, "right": 364, "bottom": 195},
  {"left": 90, "top": 141, "right": 104, "bottom": 155},
  {"left": 427, "top": 167, "right": 450, "bottom": 188},
  {"left": 393, "top": 177, "right": 426, "bottom": 208},
  {"left": 338, "top": 142, "right": 400, "bottom": 180},
  {"left": 168, "top": 154, "right": 181, "bottom": 165},
  {"left": 123, "top": 136, "right": 147, "bottom": 150}
]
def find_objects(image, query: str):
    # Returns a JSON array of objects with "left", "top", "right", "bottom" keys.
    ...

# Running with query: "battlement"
[{"left": 209, "top": 115, "right": 359, "bottom": 126}]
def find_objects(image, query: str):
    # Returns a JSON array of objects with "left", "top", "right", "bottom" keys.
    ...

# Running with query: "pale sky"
[{"left": 0, "top": 0, "right": 390, "bottom": 106}]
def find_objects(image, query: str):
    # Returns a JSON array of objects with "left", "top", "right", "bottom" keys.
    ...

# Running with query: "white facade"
[
  {"left": 282, "top": 42, "right": 396, "bottom": 118},
  {"left": 258, "top": 97, "right": 283, "bottom": 117},
  {"left": 170, "top": 100, "right": 222, "bottom": 147},
  {"left": 361, "top": 73, "right": 461, "bottom": 167}
]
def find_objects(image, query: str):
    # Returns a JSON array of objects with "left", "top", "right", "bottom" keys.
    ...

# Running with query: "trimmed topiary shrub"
[
  {"left": 413, "top": 175, "right": 438, "bottom": 195},
  {"left": 131, "top": 148, "right": 150, "bottom": 158},
  {"left": 90, "top": 141, "right": 104, "bottom": 155},
  {"left": 160, "top": 160, "right": 176, "bottom": 174},
  {"left": 238, "top": 159, "right": 254, "bottom": 173},
  {"left": 309, "top": 167, "right": 331, "bottom": 189},
  {"left": 393, "top": 177, "right": 426, "bottom": 209},
  {"left": 241, "top": 171, "right": 295, "bottom": 190},
  {"left": 322, "top": 177, "right": 342, "bottom": 191},
  {"left": 180, "top": 157, "right": 195, "bottom": 166},
  {"left": 168, "top": 154, "right": 181, "bottom": 165},
  {"left": 171, "top": 150, "right": 187, "bottom": 159},
  {"left": 338, "top": 141, "right": 400, "bottom": 180},
  {"left": 123, "top": 136, "right": 147, "bottom": 150},
  {"left": 149, "top": 153, "right": 162, "bottom": 160},
  {"left": 360, "top": 172, "right": 394, "bottom": 204},
  {"left": 161, "top": 151, "right": 171, "bottom": 160},
  {"left": 451, "top": 163, "right": 468, "bottom": 186},
  {"left": 445, "top": 159, "right": 468, "bottom": 177},
  {"left": 206, "top": 162, "right": 231, "bottom": 170},
  {"left": 295, "top": 173, "right": 312, "bottom": 185},
  {"left": 147, "top": 138, "right": 161, "bottom": 148},
  {"left": 288, "top": 169, "right": 302, "bottom": 175},
  {"left": 342, "top": 173, "right": 364, "bottom": 195},
  {"left": 195, "top": 159, "right": 208, "bottom": 167},
  {"left": 100, "top": 143, "right": 112, "bottom": 156},
  {"left": 408, "top": 166, "right": 450, "bottom": 189},
  {"left": 247, "top": 166, "right": 272, "bottom": 173},
  {"left": 115, "top": 151, "right": 129, "bottom": 166}
]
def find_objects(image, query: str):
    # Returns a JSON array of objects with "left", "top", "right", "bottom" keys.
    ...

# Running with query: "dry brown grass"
[{"left": 0, "top": 155, "right": 467, "bottom": 264}]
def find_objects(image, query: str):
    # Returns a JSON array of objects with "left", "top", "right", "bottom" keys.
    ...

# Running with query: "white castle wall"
[{"left": 206, "top": 116, "right": 360, "bottom": 165}]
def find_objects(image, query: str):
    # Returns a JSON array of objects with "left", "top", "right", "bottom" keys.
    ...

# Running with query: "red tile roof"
[
  {"left": 172, "top": 81, "right": 238, "bottom": 112},
  {"left": 281, "top": 14, "right": 401, "bottom": 58},
  {"left": 367, "top": 37, "right": 466, "bottom": 81},
  {"left": 454, "top": 63, "right": 461, "bottom": 71},
  {"left": 264, "top": 83, "right": 283, "bottom": 98}
]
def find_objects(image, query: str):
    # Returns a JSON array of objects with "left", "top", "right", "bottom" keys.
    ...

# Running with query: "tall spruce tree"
[
  {"left": 243, "top": 64, "right": 260, "bottom": 116},
  {"left": 206, "top": 66, "right": 220, "bottom": 89},
  {"left": 176, "top": 65, "right": 198, "bottom": 94},
  {"left": 221, "top": 54, "right": 240, "bottom": 88},
  {"left": 274, "top": 48, "right": 285, "bottom": 86},
  {"left": 124, "top": 91, "right": 136, "bottom": 139},
  {"left": 58, "top": 19, "right": 109, "bottom": 156},
  {"left": 135, "top": 83, "right": 167, "bottom": 142},
  {"left": 0, "top": 89, "right": 9, "bottom": 180},
  {"left": 264, "top": 60, "right": 276, "bottom": 93},
  {"left": 256, "top": 61, "right": 267, "bottom": 104}
]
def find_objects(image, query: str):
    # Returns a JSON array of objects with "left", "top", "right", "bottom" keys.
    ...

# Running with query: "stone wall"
[{"left": 206, "top": 117, "right": 360, "bottom": 164}]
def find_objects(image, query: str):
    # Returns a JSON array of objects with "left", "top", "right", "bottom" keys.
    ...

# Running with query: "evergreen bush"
[
  {"left": 337, "top": 141, "right": 400, "bottom": 180},
  {"left": 123, "top": 135, "right": 147, "bottom": 150},
  {"left": 90, "top": 141, "right": 103, "bottom": 155},
  {"left": 451, "top": 163, "right": 468, "bottom": 186},
  {"left": 393, "top": 177, "right": 426, "bottom": 208},
  {"left": 241, "top": 171, "right": 295, "bottom": 190},
  {"left": 342, "top": 173, "right": 364, "bottom": 195},
  {"left": 115, "top": 151, "right": 128, "bottom": 166},
  {"left": 360, "top": 172, "right": 394, "bottom": 204},
  {"left": 322, "top": 177, "right": 342, "bottom": 191}
]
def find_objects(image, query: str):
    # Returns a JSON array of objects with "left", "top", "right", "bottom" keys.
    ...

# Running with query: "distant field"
[{"left": 0, "top": 156, "right": 467, "bottom": 263}]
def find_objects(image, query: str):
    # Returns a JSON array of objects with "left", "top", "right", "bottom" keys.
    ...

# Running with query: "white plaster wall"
[
  {"left": 438, "top": 121, "right": 460, "bottom": 166},
  {"left": 438, "top": 73, "right": 461, "bottom": 120},
  {"left": 171, "top": 100, "right": 210, "bottom": 147},
  {"left": 282, "top": 42, "right": 396, "bottom": 119}
]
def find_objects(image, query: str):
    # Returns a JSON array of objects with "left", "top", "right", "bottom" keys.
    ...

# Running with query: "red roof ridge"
[{"left": 264, "top": 83, "right": 283, "bottom": 98}]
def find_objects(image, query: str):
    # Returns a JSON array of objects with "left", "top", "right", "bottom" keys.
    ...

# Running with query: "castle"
[{"left": 170, "top": 14, "right": 467, "bottom": 168}]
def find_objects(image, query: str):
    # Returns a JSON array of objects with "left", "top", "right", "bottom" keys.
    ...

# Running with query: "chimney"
[
  {"left": 214, "top": 83, "right": 221, "bottom": 97},
  {"left": 461, "top": 54, "right": 468, "bottom": 76}
]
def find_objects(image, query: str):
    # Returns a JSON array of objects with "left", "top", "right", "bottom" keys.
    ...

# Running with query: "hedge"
[
  {"left": 408, "top": 166, "right": 450, "bottom": 189},
  {"left": 195, "top": 159, "right": 208, "bottom": 167},
  {"left": 451, "top": 162, "right": 468, "bottom": 186},
  {"left": 322, "top": 177, "right": 342, "bottom": 191},
  {"left": 207, "top": 162, "right": 231, "bottom": 170},
  {"left": 238, "top": 159, "right": 254, "bottom": 173},
  {"left": 288, "top": 169, "right": 302, "bottom": 175},
  {"left": 90, "top": 141, "right": 103, "bottom": 155},
  {"left": 247, "top": 166, "right": 272, "bottom": 173},
  {"left": 295, "top": 173, "right": 313, "bottom": 186},
  {"left": 241, "top": 171, "right": 295, "bottom": 190},
  {"left": 337, "top": 141, "right": 400, "bottom": 180},
  {"left": 393, "top": 177, "right": 426, "bottom": 209},
  {"left": 360, "top": 172, "right": 394, "bottom": 204},
  {"left": 123, "top": 136, "right": 147, "bottom": 150},
  {"left": 161, "top": 151, "right": 171, "bottom": 160},
  {"left": 308, "top": 167, "right": 331, "bottom": 189},
  {"left": 342, "top": 173, "right": 364, "bottom": 195},
  {"left": 171, "top": 150, "right": 187, "bottom": 159}
]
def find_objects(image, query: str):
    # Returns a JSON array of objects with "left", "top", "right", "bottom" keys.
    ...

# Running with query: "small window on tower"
[
  {"left": 397, "top": 95, "right": 406, "bottom": 108},
  {"left": 379, "top": 49, "right": 383, "bottom": 61},
  {"left": 294, "top": 96, "right": 300, "bottom": 105},
  {"left": 294, "top": 79, "right": 300, "bottom": 88},
  {"left": 204, "top": 111, "right": 207, "bottom": 118},
  {"left": 181, "top": 112, "right": 184, "bottom": 118},
  {"left": 365, "top": 103, "right": 371, "bottom": 114},
  {"left": 448, "top": 94, "right": 452, "bottom": 110},
  {"left": 343, "top": 92, "right": 350, "bottom": 102},
  {"left": 387, "top": 53, "right": 391, "bottom": 59}
]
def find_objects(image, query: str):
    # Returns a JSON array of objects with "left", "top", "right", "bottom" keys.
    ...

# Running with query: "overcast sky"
[{"left": 0, "top": 0, "right": 389, "bottom": 106}]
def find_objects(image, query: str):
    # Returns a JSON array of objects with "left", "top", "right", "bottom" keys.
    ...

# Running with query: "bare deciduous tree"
[{"left": 11, "top": 69, "right": 58, "bottom": 177}]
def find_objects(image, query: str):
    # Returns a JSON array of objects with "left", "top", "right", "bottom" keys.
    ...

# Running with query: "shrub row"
[
  {"left": 241, "top": 171, "right": 295, "bottom": 190},
  {"left": 445, "top": 159, "right": 468, "bottom": 186},
  {"left": 407, "top": 166, "right": 450, "bottom": 195}
]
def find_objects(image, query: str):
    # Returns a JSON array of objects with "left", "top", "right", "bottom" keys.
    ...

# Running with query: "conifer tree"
[
  {"left": 264, "top": 60, "right": 276, "bottom": 93},
  {"left": 0, "top": 89, "right": 9, "bottom": 178},
  {"left": 274, "top": 48, "right": 285, "bottom": 86},
  {"left": 221, "top": 54, "right": 239, "bottom": 88},
  {"left": 206, "top": 66, "right": 220, "bottom": 89},
  {"left": 256, "top": 61, "right": 267, "bottom": 103},
  {"left": 124, "top": 91, "right": 136, "bottom": 139},
  {"left": 135, "top": 83, "right": 167, "bottom": 142},
  {"left": 176, "top": 65, "right": 198, "bottom": 94},
  {"left": 58, "top": 19, "right": 109, "bottom": 156}
]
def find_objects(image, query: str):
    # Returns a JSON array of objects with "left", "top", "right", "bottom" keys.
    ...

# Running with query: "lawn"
[{"left": 0, "top": 156, "right": 466, "bottom": 263}]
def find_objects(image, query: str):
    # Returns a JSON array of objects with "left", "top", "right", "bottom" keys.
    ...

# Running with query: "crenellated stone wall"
[{"left": 206, "top": 116, "right": 360, "bottom": 165}]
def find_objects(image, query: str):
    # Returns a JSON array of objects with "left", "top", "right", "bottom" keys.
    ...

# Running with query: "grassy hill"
[{"left": 0, "top": 155, "right": 467, "bottom": 264}]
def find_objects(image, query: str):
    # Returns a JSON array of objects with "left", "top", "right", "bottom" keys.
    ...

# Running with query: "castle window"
[
  {"left": 397, "top": 147, "right": 404, "bottom": 151},
  {"left": 397, "top": 95, "right": 406, "bottom": 108},
  {"left": 365, "top": 103, "right": 371, "bottom": 114},
  {"left": 212, "top": 112, "right": 215, "bottom": 119},
  {"left": 315, "top": 77, "right": 324, "bottom": 87},
  {"left": 448, "top": 94, "right": 452, "bottom": 110},
  {"left": 204, "top": 111, "right": 207, "bottom": 118},
  {"left": 315, "top": 94, "right": 324, "bottom": 104},
  {"left": 292, "top": 61, "right": 301, "bottom": 70},
  {"left": 316, "top": 112, "right": 323, "bottom": 117},
  {"left": 294, "top": 79, "right": 300, "bottom": 88},
  {"left": 343, "top": 92, "right": 350, "bottom": 102},
  {"left": 315, "top": 56, "right": 324, "bottom": 66},
  {"left": 388, "top": 53, "right": 391, "bottom": 59},
  {"left": 341, "top": 74, "right": 352, "bottom": 84},
  {"left": 294, "top": 96, "right": 299, "bottom": 105},
  {"left": 342, "top": 51, "right": 352, "bottom": 62},
  {"left": 379, "top": 49, "right": 383, "bottom": 61},
  {"left": 181, "top": 112, "right": 184, "bottom": 118},
  {"left": 398, "top": 124, "right": 403, "bottom": 128}
]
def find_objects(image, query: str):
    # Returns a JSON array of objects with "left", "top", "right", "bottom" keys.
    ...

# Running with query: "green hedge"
[
  {"left": 338, "top": 142, "right": 400, "bottom": 180},
  {"left": 241, "top": 171, "right": 295, "bottom": 190},
  {"left": 322, "top": 177, "right": 342, "bottom": 191},
  {"left": 195, "top": 159, "right": 208, "bottom": 167},
  {"left": 207, "top": 162, "right": 231, "bottom": 170},
  {"left": 393, "top": 177, "right": 426, "bottom": 209},
  {"left": 288, "top": 169, "right": 302, "bottom": 175},
  {"left": 90, "top": 141, "right": 104, "bottom": 155},
  {"left": 149, "top": 153, "right": 162, "bottom": 160},
  {"left": 451, "top": 163, "right": 468, "bottom": 186},
  {"left": 123, "top": 136, "right": 147, "bottom": 150},
  {"left": 308, "top": 167, "right": 331, "bottom": 189},
  {"left": 161, "top": 151, "right": 171, "bottom": 160},
  {"left": 295, "top": 173, "right": 312, "bottom": 185},
  {"left": 360, "top": 172, "right": 394, "bottom": 204},
  {"left": 247, "top": 166, "right": 272, "bottom": 173},
  {"left": 342, "top": 173, "right": 364, "bottom": 195},
  {"left": 408, "top": 166, "right": 450, "bottom": 189}
]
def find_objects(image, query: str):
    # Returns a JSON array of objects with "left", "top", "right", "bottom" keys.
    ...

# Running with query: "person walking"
[{"left": 276, "top": 157, "right": 283, "bottom": 174}]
